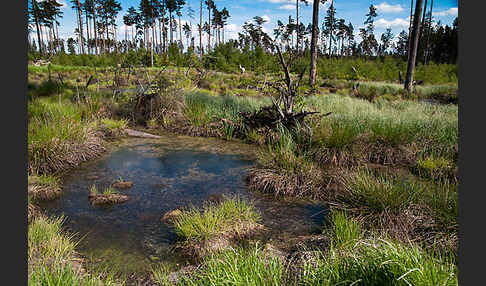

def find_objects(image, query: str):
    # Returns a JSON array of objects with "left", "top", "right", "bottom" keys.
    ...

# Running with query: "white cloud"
[
  {"left": 434, "top": 7, "right": 458, "bottom": 17},
  {"left": 279, "top": 4, "right": 294, "bottom": 10},
  {"left": 375, "top": 18, "right": 409, "bottom": 28},
  {"left": 375, "top": 2, "right": 404, "bottom": 13},
  {"left": 267, "top": 0, "right": 292, "bottom": 3},
  {"left": 262, "top": 15, "right": 271, "bottom": 24},
  {"left": 226, "top": 23, "right": 240, "bottom": 33}
]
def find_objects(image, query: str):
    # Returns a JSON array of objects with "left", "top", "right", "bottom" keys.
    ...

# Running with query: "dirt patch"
[
  {"left": 177, "top": 222, "right": 266, "bottom": 261},
  {"left": 160, "top": 209, "right": 183, "bottom": 224},
  {"left": 112, "top": 181, "right": 134, "bottom": 189},
  {"left": 88, "top": 193, "right": 130, "bottom": 205},
  {"left": 28, "top": 184, "right": 61, "bottom": 201}
]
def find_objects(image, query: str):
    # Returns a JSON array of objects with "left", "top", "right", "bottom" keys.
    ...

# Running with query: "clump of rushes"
[
  {"left": 299, "top": 238, "right": 457, "bottom": 286},
  {"left": 172, "top": 196, "right": 261, "bottom": 242},
  {"left": 178, "top": 245, "right": 284, "bottom": 286},
  {"left": 326, "top": 210, "right": 363, "bottom": 249}
]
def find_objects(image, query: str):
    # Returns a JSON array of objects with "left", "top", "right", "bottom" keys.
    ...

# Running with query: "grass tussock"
[
  {"left": 28, "top": 174, "right": 62, "bottom": 201},
  {"left": 173, "top": 196, "right": 261, "bottom": 242},
  {"left": 341, "top": 169, "right": 421, "bottom": 213},
  {"left": 28, "top": 97, "right": 106, "bottom": 175}
]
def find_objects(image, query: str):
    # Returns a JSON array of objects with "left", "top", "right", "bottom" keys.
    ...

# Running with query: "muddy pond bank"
[{"left": 37, "top": 135, "right": 328, "bottom": 274}]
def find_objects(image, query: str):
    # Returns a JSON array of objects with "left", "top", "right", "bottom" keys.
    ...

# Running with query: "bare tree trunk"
[
  {"left": 420, "top": 0, "right": 428, "bottom": 64},
  {"left": 159, "top": 18, "right": 162, "bottom": 54},
  {"left": 309, "top": 0, "right": 319, "bottom": 86},
  {"left": 404, "top": 0, "right": 424, "bottom": 92},
  {"left": 152, "top": 22, "right": 155, "bottom": 66},
  {"left": 296, "top": 0, "right": 299, "bottom": 53},
  {"left": 92, "top": 1, "right": 98, "bottom": 55},
  {"left": 32, "top": 0, "right": 43, "bottom": 56},
  {"left": 407, "top": 0, "right": 414, "bottom": 62},
  {"left": 132, "top": 25, "right": 135, "bottom": 50},
  {"left": 76, "top": 0, "right": 85, "bottom": 54},
  {"left": 208, "top": 0, "right": 211, "bottom": 52},
  {"left": 56, "top": 20, "right": 60, "bottom": 53},
  {"left": 114, "top": 23, "right": 118, "bottom": 53},
  {"left": 85, "top": 11, "right": 90, "bottom": 54},
  {"left": 102, "top": 25, "right": 105, "bottom": 54},
  {"left": 424, "top": 0, "right": 433, "bottom": 65},
  {"left": 162, "top": 6, "right": 166, "bottom": 52},
  {"left": 329, "top": 0, "right": 334, "bottom": 58},
  {"left": 200, "top": 0, "right": 203, "bottom": 57},
  {"left": 178, "top": 15, "right": 183, "bottom": 49}
]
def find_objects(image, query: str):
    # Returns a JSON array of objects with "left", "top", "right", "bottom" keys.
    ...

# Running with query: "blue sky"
[{"left": 31, "top": 0, "right": 458, "bottom": 47}]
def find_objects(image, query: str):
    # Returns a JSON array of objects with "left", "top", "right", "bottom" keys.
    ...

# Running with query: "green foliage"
[
  {"left": 101, "top": 118, "right": 128, "bottom": 130},
  {"left": 326, "top": 210, "right": 363, "bottom": 249},
  {"left": 416, "top": 156, "right": 454, "bottom": 180},
  {"left": 103, "top": 186, "right": 117, "bottom": 195}
]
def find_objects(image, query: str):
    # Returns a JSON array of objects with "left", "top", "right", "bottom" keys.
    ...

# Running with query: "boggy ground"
[{"left": 27, "top": 64, "right": 458, "bottom": 285}]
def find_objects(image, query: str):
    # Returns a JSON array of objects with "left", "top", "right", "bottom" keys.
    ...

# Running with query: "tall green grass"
[
  {"left": 305, "top": 94, "right": 458, "bottom": 157},
  {"left": 179, "top": 245, "right": 285, "bottom": 286},
  {"left": 299, "top": 239, "right": 457, "bottom": 286},
  {"left": 342, "top": 169, "right": 421, "bottom": 213},
  {"left": 342, "top": 168, "right": 458, "bottom": 230},
  {"left": 326, "top": 210, "right": 363, "bottom": 249},
  {"left": 28, "top": 215, "right": 119, "bottom": 285}
]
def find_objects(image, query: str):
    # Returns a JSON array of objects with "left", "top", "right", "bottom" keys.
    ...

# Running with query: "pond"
[{"left": 38, "top": 135, "right": 328, "bottom": 273}]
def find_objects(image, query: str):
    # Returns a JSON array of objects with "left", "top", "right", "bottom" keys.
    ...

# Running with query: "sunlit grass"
[{"left": 173, "top": 197, "right": 261, "bottom": 242}]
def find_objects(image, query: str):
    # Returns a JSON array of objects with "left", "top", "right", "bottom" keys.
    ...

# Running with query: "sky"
[{"left": 30, "top": 0, "right": 458, "bottom": 48}]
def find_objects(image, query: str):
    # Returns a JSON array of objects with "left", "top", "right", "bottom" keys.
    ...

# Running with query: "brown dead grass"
[
  {"left": 177, "top": 222, "right": 266, "bottom": 261},
  {"left": 88, "top": 194, "right": 130, "bottom": 205}
]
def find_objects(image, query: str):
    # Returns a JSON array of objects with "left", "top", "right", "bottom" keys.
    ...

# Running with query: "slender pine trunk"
[
  {"left": 85, "top": 11, "right": 90, "bottom": 54},
  {"left": 296, "top": 0, "right": 299, "bottom": 53},
  {"left": 309, "top": 0, "right": 319, "bottom": 86},
  {"left": 32, "top": 0, "right": 43, "bottom": 56},
  {"left": 200, "top": 0, "right": 202, "bottom": 57},
  {"left": 405, "top": 0, "right": 424, "bottom": 92},
  {"left": 92, "top": 1, "right": 98, "bottom": 55},
  {"left": 178, "top": 15, "right": 183, "bottom": 50},
  {"left": 208, "top": 0, "right": 211, "bottom": 51},
  {"left": 76, "top": 0, "right": 85, "bottom": 54},
  {"left": 424, "top": 0, "right": 433, "bottom": 64},
  {"left": 407, "top": 0, "right": 414, "bottom": 62}
]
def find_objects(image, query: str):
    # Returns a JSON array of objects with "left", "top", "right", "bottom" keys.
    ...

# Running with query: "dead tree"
[{"left": 240, "top": 45, "right": 329, "bottom": 129}]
